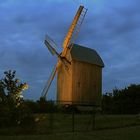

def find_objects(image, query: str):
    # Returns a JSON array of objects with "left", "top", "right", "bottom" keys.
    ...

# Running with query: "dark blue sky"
[{"left": 0, "top": 0, "right": 140, "bottom": 100}]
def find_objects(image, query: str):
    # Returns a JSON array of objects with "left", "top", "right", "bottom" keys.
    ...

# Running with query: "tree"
[
  {"left": 0, "top": 70, "right": 28, "bottom": 107},
  {"left": 102, "top": 84, "right": 140, "bottom": 114},
  {"left": 0, "top": 70, "right": 31, "bottom": 127}
]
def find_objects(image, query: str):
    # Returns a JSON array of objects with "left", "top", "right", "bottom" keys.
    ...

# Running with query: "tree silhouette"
[
  {"left": 0, "top": 70, "right": 28, "bottom": 107},
  {"left": 0, "top": 70, "right": 31, "bottom": 127},
  {"left": 102, "top": 84, "right": 140, "bottom": 114}
]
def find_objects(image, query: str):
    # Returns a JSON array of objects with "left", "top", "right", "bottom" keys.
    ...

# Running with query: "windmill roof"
[{"left": 70, "top": 44, "right": 104, "bottom": 67}]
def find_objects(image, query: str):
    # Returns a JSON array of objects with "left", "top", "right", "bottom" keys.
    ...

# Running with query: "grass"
[
  {"left": 95, "top": 114, "right": 140, "bottom": 129},
  {"left": 34, "top": 113, "right": 140, "bottom": 133},
  {"left": 0, "top": 125, "right": 140, "bottom": 140},
  {"left": 0, "top": 114, "right": 140, "bottom": 139}
]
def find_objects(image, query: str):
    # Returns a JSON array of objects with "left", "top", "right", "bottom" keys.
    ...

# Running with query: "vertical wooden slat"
[{"left": 57, "top": 53, "right": 103, "bottom": 105}]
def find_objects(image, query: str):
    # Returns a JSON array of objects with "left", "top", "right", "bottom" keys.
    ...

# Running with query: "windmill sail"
[
  {"left": 42, "top": 5, "right": 88, "bottom": 100},
  {"left": 42, "top": 65, "right": 57, "bottom": 99},
  {"left": 44, "top": 35, "right": 59, "bottom": 56},
  {"left": 62, "top": 5, "right": 87, "bottom": 57},
  {"left": 69, "top": 8, "right": 88, "bottom": 49},
  {"left": 44, "top": 40, "right": 56, "bottom": 55}
]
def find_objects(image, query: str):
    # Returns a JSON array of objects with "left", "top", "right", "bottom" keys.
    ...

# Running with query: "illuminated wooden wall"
[{"left": 57, "top": 56, "right": 103, "bottom": 106}]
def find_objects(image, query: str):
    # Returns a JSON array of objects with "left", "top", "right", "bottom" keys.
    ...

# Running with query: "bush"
[
  {"left": 0, "top": 104, "right": 12, "bottom": 128},
  {"left": 10, "top": 103, "right": 35, "bottom": 127}
]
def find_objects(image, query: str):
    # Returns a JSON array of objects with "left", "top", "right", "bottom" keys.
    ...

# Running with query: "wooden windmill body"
[
  {"left": 57, "top": 44, "right": 104, "bottom": 105},
  {"left": 42, "top": 6, "right": 104, "bottom": 106}
]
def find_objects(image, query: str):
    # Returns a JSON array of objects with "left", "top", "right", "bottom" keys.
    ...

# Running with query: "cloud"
[
  {"left": 0, "top": 0, "right": 140, "bottom": 100},
  {"left": 75, "top": 0, "right": 140, "bottom": 93}
]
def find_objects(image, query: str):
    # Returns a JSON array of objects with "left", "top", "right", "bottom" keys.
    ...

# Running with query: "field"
[
  {"left": 34, "top": 113, "right": 140, "bottom": 133},
  {"left": 0, "top": 114, "right": 140, "bottom": 140},
  {"left": 0, "top": 126, "right": 140, "bottom": 140}
]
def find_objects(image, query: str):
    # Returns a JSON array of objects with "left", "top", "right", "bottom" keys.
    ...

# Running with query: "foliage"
[
  {"left": 21, "top": 98, "right": 57, "bottom": 114},
  {"left": 37, "top": 97, "right": 57, "bottom": 113},
  {"left": 0, "top": 70, "right": 32, "bottom": 127},
  {"left": 24, "top": 100, "right": 39, "bottom": 113},
  {"left": 102, "top": 84, "right": 140, "bottom": 114},
  {"left": 10, "top": 103, "right": 35, "bottom": 127},
  {"left": 0, "top": 70, "right": 28, "bottom": 107}
]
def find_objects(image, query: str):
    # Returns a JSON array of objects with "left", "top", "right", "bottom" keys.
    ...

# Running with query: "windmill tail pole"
[
  {"left": 62, "top": 5, "right": 84, "bottom": 50},
  {"left": 41, "top": 65, "right": 57, "bottom": 99}
]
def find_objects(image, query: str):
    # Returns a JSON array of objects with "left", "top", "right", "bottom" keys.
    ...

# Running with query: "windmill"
[
  {"left": 42, "top": 6, "right": 87, "bottom": 98},
  {"left": 42, "top": 5, "right": 104, "bottom": 105}
]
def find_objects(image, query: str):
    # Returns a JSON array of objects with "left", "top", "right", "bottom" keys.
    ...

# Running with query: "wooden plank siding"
[
  {"left": 57, "top": 59, "right": 102, "bottom": 106},
  {"left": 57, "top": 62, "right": 72, "bottom": 104},
  {"left": 72, "top": 60, "right": 102, "bottom": 105}
]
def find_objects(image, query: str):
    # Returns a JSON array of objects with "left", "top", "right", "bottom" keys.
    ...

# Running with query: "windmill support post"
[
  {"left": 49, "top": 110, "right": 54, "bottom": 133},
  {"left": 72, "top": 109, "right": 75, "bottom": 132},
  {"left": 92, "top": 106, "right": 96, "bottom": 130}
]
